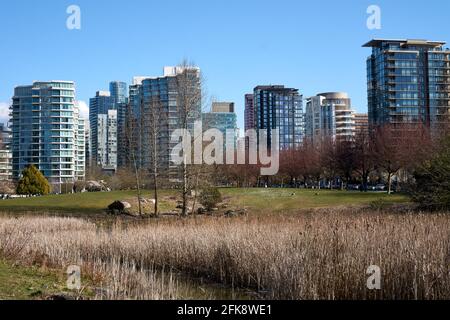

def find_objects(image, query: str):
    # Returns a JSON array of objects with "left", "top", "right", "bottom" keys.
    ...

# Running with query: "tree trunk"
[
  {"left": 191, "top": 170, "right": 200, "bottom": 215},
  {"left": 363, "top": 172, "right": 369, "bottom": 192},
  {"left": 132, "top": 154, "right": 142, "bottom": 217},
  {"left": 152, "top": 129, "right": 159, "bottom": 217},
  {"left": 387, "top": 172, "right": 392, "bottom": 195},
  {"left": 182, "top": 153, "right": 188, "bottom": 217},
  {"left": 153, "top": 168, "right": 158, "bottom": 217}
]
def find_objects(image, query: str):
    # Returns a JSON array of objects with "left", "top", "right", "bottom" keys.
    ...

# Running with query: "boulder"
[
  {"left": 176, "top": 201, "right": 184, "bottom": 209},
  {"left": 86, "top": 181, "right": 103, "bottom": 192},
  {"left": 236, "top": 209, "right": 248, "bottom": 216},
  {"left": 141, "top": 198, "right": 156, "bottom": 205},
  {"left": 224, "top": 210, "right": 237, "bottom": 217},
  {"left": 225, "top": 209, "right": 248, "bottom": 217},
  {"left": 108, "top": 201, "right": 132, "bottom": 215}
]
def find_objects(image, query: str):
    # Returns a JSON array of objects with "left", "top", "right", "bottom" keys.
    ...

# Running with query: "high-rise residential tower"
[
  {"left": 203, "top": 102, "right": 238, "bottom": 150},
  {"left": 254, "top": 85, "right": 304, "bottom": 150},
  {"left": 305, "top": 92, "right": 355, "bottom": 144},
  {"left": 11, "top": 81, "right": 85, "bottom": 189},
  {"left": 118, "top": 78, "right": 143, "bottom": 169},
  {"left": 109, "top": 81, "right": 128, "bottom": 105},
  {"left": 364, "top": 39, "right": 450, "bottom": 132},
  {"left": 109, "top": 81, "right": 129, "bottom": 169},
  {"left": 211, "top": 102, "right": 234, "bottom": 113},
  {"left": 97, "top": 110, "right": 117, "bottom": 172},
  {"left": 354, "top": 113, "right": 369, "bottom": 134},
  {"left": 126, "top": 67, "right": 202, "bottom": 178},
  {"left": 74, "top": 107, "right": 86, "bottom": 181},
  {"left": 89, "top": 90, "right": 117, "bottom": 170},
  {"left": 0, "top": 123, "right": 12, "bottom": 181},
  {"left": 244, "top": 94, "right": 255, "bottom": 132}
]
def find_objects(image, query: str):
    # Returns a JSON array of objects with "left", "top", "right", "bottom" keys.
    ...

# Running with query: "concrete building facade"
[{"left": 306, "top": 92, "right": 355, "bottom": 144}]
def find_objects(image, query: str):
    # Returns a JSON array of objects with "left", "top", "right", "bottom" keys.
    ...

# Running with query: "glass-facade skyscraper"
[
  {"left": 244, "top": 94, "right": 255, "bottom": 132},
  {"left": 109, "top": 81, "right": 128, "bottom": 105},
  {"left": 11, "top": 81, "right": 85, "bottom": 189},
  {"left": 254, "top": 85, "right": 304, "bottom": 150},
  {"left": 109, "top": 81, "right": 129, "bottom": 169},
  {"left": 203, "top": 102, "right": 238, "bottom": 149},
  {"left": 125, "top": 67, "right": 202, "bottom": 178},
  {"left": 89, "top": 91, "right": 116, "bottom": 169},
  {"left": 364, "top": 39, "right": 450, "bottom": 132}
]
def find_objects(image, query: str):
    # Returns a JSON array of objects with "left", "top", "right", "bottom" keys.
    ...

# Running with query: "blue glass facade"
[
  {"left": 109, "top": 81, "right": 129, "bottom": 169},
  {"left": 254, "top": 85, "right": 304, "bottom": 150},
  {"left": 202, "top": 111, "right": 238, "bottom": 148},
  {"left": 89, "top": 91, "right": 115, "bottom": 167},
  {"left": 364, "top": 39, "right": 450, "bottom": 132},
  {"left": 109, "top": 81, "right": 128, "bottom": 105},
  {"left": 125, "top": 68, "right": 201, "bottom": 176}
]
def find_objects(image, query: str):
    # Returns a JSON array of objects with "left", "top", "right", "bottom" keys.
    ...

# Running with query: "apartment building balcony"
[{"left": 335, "top": 113, "right": 354, "bottom": 118}]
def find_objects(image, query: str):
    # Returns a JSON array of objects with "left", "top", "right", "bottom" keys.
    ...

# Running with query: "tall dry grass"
[{"left": 0, "top": 209, "right": 449, "bottom": 300}]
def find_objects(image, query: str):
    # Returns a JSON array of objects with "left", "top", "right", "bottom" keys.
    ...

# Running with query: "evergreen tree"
[{"left": 16, "top": 165, "right": 51, "bottom": 195}]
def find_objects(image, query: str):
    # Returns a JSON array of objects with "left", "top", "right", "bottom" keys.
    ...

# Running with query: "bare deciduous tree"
[
  {"left": 175, "top": 60, "right": 203, "bottom": 217},
  {"left": 353, "top": 128, "right": 376, "bottom": 192},
  {"left": 372, "top": 124, "right": 407, "bottom": 194},
  {"left": 124, "top": 102, "right": 143, "bottom": 216},
  {"left": 145, "top": 95, "right": 167, "bottom": 217}
]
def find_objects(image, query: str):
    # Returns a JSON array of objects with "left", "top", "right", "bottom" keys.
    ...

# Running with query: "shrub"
[
  {"left": 16, "top": 165, "right": 51, "bottom": 195},
  {"left": 200, "top": 187, "right": 222, "bottom": 211},
  {"left": 369, "top": 199, "right": 390, "bottom": 211},
  {"left": 411, "top": 135, "right": 450, "bottom": 210}
]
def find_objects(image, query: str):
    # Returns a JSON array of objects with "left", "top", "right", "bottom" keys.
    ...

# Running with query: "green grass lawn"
[
  {"left": 0, "top": 190, "right": 175, "bottom": 215},
  {"left": 0, "top": 188, "right": 409, "bottom": 216},
  {"left": 222, "top": 188, "right": 408, "bottom": 213},
  {"left": 0, "top": 260, "right": 68, "bottom": 300}
]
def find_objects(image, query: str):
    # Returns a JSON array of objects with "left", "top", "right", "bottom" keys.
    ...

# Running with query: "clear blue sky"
[{"left": 1, "top": 0, "right": 449, "bottom": 129}]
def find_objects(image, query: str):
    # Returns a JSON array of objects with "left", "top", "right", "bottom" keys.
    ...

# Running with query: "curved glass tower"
[{"left": 11, "top": 81, "right": 85, "bottom": 190}]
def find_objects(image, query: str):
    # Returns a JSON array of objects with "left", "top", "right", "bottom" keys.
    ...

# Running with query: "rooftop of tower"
[{"left": 363, "top": 39, "right": 447, "bottom": 48}]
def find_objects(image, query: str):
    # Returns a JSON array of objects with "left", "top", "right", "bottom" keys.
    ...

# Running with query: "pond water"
[{"left": 173, "top": 272, "right": 258, "bottom": 300}]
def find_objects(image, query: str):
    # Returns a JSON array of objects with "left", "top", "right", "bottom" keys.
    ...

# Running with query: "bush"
[
  {"left": 73, "top": 181, "right": 86, "bottom": 193},
  {"left": 411, "top": 135, "right": 450, "bottom": 210},
  {"left": 16, "top": 165, "right": 51, "bottom": 196},
  {"left": 199, "top": 187, "right": 222, "bottom": 211},
  {"left": 369, "top": 199, "right": 390, "bottom": 211}
]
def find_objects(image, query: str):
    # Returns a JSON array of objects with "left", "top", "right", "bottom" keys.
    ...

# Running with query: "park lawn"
[
  {"left": 0, "top": 190, "right": 176, "bottom": 215},
  {"left": 0, "top": 188, "right": 409, "bottom": 215},
  {"left": 0, "top": 260, "right": 69, "bottom": 300},
  {"left": 221, "top": 188, "right": 409, "bottom": 213}
]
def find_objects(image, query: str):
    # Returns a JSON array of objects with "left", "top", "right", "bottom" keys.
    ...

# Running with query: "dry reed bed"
[
  {"left": 0, "top": 217, "right": 179, "bottom": 300},
  {"left": 0, "top": 209, "right": 449, "bottom": 300}
]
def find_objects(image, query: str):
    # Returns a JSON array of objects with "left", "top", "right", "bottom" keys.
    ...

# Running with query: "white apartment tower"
[{"left": 306, "top": 92, "right": 356, "bottom": 144}]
